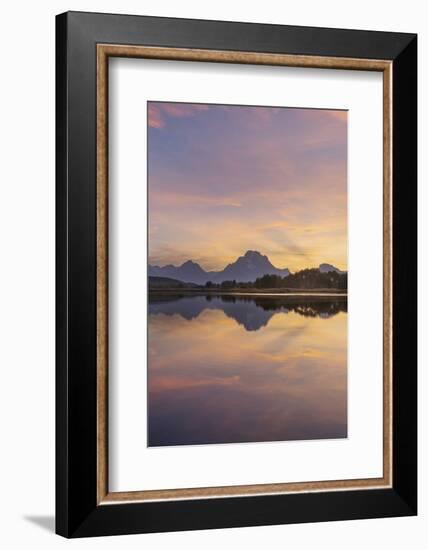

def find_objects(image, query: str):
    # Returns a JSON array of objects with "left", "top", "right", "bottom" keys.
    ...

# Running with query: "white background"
[
  {"left": 110, "top": 60, "right": 383, "bottom": 492},
  {"left": 0, "top": 1, "right": 425, "bottom": 548}
]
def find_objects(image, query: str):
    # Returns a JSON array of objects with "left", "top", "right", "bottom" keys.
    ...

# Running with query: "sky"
[{"left": 148, "top": 101, "right": 347, "bottom": 273}]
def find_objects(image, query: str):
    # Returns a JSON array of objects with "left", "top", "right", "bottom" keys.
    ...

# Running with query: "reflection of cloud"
[
  {"left": 150, "top": 374, "right": 240, "bottom": 393},
  {"left": 148, "top": 299, "right": 347, "bottom": 446}
]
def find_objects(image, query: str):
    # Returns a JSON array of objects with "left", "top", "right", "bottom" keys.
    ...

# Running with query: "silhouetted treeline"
[{"left": 204, "top": 268, "right": 347, "bottom": 290}]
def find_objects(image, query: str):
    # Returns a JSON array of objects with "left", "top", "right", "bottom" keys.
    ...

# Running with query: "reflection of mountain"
[
  {"left": 149, "top": 250, "right": 290, "bottom": 284},
  {"left": 149, "top": 294, "right": 347, "bottom": 332}
]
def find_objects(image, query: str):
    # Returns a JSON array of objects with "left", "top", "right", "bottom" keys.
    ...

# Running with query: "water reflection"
[
  {"left": 148, "top": 293, "right": 347, "bottom": 446},
  {"left": 149, "top": 293, "right": 347, "bottom": 331}
]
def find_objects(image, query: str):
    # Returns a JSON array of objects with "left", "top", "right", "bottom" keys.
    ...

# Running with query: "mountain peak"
[
  {"left": 244, "top": 250, "right": 263, "bottom": 258},
  {"left": 179, "top": 260, "right": 206, "bottom": 275},
  {"left": 319, "top": 263, "right": 344, "bottom": 274}
]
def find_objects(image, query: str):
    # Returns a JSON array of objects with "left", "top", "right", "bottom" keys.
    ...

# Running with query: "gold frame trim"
[{"left": 96, "top": 44, "right": 393, "bottom": 505}]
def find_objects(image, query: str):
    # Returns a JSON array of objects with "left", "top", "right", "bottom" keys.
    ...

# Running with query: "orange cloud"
[
  {"left": 329, "top": 110, "right": 348, "bottom": 122},
  {"left": 148, "top": 102, "right": 347, "bottom": 272}
]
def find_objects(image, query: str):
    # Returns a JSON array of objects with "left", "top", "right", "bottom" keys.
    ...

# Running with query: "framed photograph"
[{"left": 56, "top": 11, "right": 417, "bottom": 537}]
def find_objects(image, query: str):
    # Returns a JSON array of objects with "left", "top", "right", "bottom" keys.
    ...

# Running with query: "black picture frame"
[{"left": 56, "top": 11, "right": 417, "bottom": 538}]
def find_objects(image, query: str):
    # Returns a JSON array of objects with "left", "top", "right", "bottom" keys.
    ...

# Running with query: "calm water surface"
[{"left": 148, "top": 294, "right": 347, "bottom": 446}]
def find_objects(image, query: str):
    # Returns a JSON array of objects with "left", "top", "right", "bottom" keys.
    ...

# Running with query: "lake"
[{"left": 148, "top": 293, "right": 347, "bottom": 447}]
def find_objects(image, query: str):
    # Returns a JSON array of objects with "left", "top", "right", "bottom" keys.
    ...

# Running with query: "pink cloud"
[
  {"left": 148, "top": 102, "right": 210, "bottom": 128},
  {"left": 150, "top": 189, "right": 242, "bottom": 208},
  {"left": 147, "top": 104, "right": 165, "bottom": 128}
]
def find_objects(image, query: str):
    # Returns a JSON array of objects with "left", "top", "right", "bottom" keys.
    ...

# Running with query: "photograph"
[
  {"left": 147, "top": 101, "right": 348, "bottom": 447},
  {"left": 0, "top": 0, "right": 421, "bottom": 544},
  {"left": 50, "top": 8, "right": 417, "bottom": 538}
]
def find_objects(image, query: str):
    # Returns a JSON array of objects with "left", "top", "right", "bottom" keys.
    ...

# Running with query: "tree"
[{"left": 220, "top": 280, "right": 235, "bottom": 289}]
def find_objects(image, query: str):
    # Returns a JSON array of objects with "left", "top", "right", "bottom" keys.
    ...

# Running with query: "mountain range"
[{"left": 149, "top": 250, "right": 344, "bottom": 285}]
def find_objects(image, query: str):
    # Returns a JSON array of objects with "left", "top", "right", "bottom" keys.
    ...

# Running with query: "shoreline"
[{"left": 149, "top": 288, "right": 347, "bottom": 298}]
